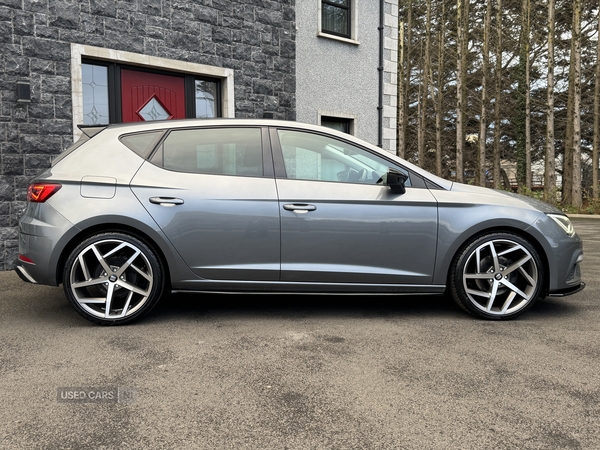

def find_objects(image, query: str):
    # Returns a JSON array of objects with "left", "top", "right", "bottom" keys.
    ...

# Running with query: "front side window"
[
  {"left": 322, "top": 0, "right": 351, "bottom": 38},
  {"left": 277, "top": 129, "right": 409, "bottom": 185},
  {"left": 156, "top": 128, "right": 263, "bottom": 177}
]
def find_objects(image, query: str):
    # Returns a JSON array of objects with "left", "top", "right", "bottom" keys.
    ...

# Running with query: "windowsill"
[{"left": 317, "top": 32, "right": 360, "bottom": 45}]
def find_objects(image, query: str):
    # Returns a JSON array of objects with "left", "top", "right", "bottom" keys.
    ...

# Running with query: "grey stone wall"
[{"left": 0, "top": 0, "right": 296, "bottom": 270}]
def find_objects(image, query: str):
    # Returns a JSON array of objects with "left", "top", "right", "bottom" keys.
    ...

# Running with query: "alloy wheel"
[
  {"left": 461, "top": 238, "right": 539, "bottom": 316},
  {"left": 68, "top": 238, "right": 155, "bottom": 320}
]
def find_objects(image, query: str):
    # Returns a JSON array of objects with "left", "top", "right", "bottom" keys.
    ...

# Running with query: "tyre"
[
  {"left": 63, "top": 232, "right": 164, "bottom": 325},
  {"left": 449, "top": 232, "right": 544, "bottom": 320}
]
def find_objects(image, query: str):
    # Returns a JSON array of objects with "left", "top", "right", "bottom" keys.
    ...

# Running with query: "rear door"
[{"left": 130, "top": 126, "right": 280, "bottom": 281}]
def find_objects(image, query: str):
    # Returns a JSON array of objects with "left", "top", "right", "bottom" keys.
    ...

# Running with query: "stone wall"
[{"left": 0, "top": 0, "right": 296, "bottom": 270}]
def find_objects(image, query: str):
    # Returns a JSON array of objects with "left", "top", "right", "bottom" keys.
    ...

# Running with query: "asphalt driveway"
[{"left": 0, "top": 217, "right": 598, "bottom": 449}]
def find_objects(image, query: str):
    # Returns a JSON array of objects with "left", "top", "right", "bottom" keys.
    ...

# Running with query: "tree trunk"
[
  {"left": 493, "top": 0, "right": 502, "bottom": 190},
  {"left": 397, "top": 20, "right": 405, "bottom": 158},
  {"left": 563, "top": 14, "right": 576, "bottom": 206},
  {"left": 478, "top": 0, "right": 492, "bottom": 187},
  {"left": 593, "top": 6, "right": 600, "bottom": 200},
  {"left": 417, "top": 64, "right": 424, "bottom": 166},
  {"left": 525, "top": 2, "right": 531, "bottom": 190},
  {"left": 544, "top": 0, "right": 556, "bottom": 205},
  {"left": 515, "top": 0, "right": 530, "bottom": 189},
  {"left": 571, "top": 0, "right": 582, "bottom": 208},
  {"left": 563, "top": 89, "right": 574, "bottom": 204},
  {"left": 435, "top": 0, "right": 446, "bottom": 178},
  {"left": 403, "top": 0, "right": 413, "bottom": 160},
  {"left": 456, "top": 0, "right": 466, "bottom": 183},
  {"left": 419, "top": 0, "right": 431, "bottom": 170}
]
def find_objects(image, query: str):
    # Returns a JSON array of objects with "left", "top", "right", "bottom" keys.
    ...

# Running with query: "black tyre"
[
  {"left": 63, "top": 232, "right": 164, "bottom": 325},
  {"left": 449, "top": 232, "right": 544, "bottom": 320}
]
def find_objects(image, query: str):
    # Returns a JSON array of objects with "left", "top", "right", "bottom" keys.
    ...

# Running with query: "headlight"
[{"left": 547, "top": 214, "right": 575, "bottom": 237}]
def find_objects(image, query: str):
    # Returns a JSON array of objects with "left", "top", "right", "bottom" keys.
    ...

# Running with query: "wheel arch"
[
  {"left": 439, "top": 225, "right": 550, "bottom": 297},
  {"left": 55, "top": 221, "right": 174, "bottom": 289}
]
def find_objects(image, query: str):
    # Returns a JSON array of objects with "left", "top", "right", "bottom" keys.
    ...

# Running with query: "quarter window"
[
  {"left": 277, "top": 129, "right": 409, "bottom": 185},
  {"left": 156, "top": 128, "right": 263, "bottom": 177},
  {"left": 321, "top": 0, "right": 351, "bottom": 38},
  {"left": 120, "top": 131, "right": 165, "bottom": 159}
]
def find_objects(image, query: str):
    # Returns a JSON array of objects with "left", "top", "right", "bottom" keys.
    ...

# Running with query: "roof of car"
[{"left": 104, "top": 118, "right": 330, "bottom": 133}]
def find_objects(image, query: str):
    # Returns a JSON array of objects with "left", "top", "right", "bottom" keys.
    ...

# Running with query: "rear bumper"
[{"left": 13, "top": 258, "right": 38, "bottom": 284}]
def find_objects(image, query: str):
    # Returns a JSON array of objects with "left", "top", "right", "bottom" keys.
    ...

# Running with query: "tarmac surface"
[{"left": 0, "top": 217, "right": 598, "bottom": 449}]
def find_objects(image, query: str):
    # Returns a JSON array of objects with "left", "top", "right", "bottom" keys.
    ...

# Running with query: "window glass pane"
[
  {"left": 138, "top": 97, "right": 171, "bottom": 121},
  {"left": 162, "top": 128, "right": 262, "bottom": 176},
  {"left": 195, "top": 80, "right": 218, "bottom": 118},
  {"left": 277, "top": 129, "right": 410, "bottom": 185},
  {"left": 120, "top": 131, "right": 164, "bottom": 159},
  {"left": 322, "top": 2, "right": 349, "bottom": 36},
  {"left": 82, "top": 63, "right": 109, "bottom": 125},
  {"left": 321, "top": 117, "right": 351, "bottom": 134}
]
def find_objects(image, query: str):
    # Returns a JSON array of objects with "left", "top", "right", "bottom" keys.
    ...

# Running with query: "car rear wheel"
[
  {"left": 63, "top": 232, "right": 164, "bottom": 325},
  {"left": 450, "top": 233, "right": 544, "bottom": 320}
]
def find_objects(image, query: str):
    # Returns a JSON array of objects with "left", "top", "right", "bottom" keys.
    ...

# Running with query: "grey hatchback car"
[{"left": 14, "top": 119, "right": 584, "bottom": 325}]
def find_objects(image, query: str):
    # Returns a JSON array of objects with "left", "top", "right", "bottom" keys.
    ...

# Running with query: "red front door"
[{"left": 121, "top": 69, "right": 186, "bottom": 122}]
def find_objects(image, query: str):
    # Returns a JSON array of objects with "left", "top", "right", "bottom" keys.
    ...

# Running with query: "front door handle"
[
  {"left": 149, "top": 197, "right": 185, "bottom": 206},
  {"left": 283, "top": 203, "right": 317, "bottom": 213}
]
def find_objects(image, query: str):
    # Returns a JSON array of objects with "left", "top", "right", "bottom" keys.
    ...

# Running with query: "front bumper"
[{"left": 547, "top": 282, "right": 586, "bottom": 298}]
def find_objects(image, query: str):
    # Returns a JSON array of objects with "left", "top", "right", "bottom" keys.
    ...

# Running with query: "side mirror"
[{"left": 384, "top": 167, "right": 408, "bottom": 195}]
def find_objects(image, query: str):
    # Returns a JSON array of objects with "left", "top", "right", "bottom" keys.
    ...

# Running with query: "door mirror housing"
[{"left": 384, "top": 168, "right": 408, "bottom": 195}]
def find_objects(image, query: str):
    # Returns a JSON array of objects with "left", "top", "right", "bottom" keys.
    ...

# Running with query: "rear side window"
[
  {"left": 120, "top": 131, "right": 164, "bottom": 159},
  {"left": 152, "top": 127, "right": 263, "bottom": 177}
]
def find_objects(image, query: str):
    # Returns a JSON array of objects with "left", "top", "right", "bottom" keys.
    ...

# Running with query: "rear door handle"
[
  {"left": 283, "top": 203, "right": 317, "bottom": 213},
  {"left": 149, "top": 197, "right": 185, "bottom": 206}
]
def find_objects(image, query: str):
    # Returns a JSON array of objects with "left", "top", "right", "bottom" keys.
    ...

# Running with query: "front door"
[
  {"left": 272, "top": 128, "right": 439, "bottom": 285},
  {"left": 121, "top": 69, "right": 186, "bottom": 123}
]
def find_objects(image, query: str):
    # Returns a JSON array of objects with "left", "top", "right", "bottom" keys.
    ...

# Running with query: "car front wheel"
[
  {"left": 450, "top": 233, "right": 544, "bottom": 320},
  {"left": 63, "top": 232, "right": 164, "bottom": 325}
]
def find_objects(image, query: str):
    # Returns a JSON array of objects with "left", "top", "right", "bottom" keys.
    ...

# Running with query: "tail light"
[
  {"left": 18, "top": 254, "right": 36, "bottom": 265},
  {"left": 27, "top": 183, "right": 62, "bottom": 203}
]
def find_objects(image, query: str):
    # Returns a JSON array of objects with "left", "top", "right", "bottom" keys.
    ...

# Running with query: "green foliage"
[{"left": 517, "top": 186, "right": 544, "bottom": 200}]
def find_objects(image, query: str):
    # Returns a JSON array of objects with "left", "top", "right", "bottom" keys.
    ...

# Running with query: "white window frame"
[
  {"left": 317, "top": 0, "right": 359, "bottom": 45},
  {"left": 70, "top": 43, "right": 235, "bottom": 141}
]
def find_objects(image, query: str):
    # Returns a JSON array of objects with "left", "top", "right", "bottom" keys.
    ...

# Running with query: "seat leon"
[{"left": 14, "top": 119, "right": 585, "bottom": 325}]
